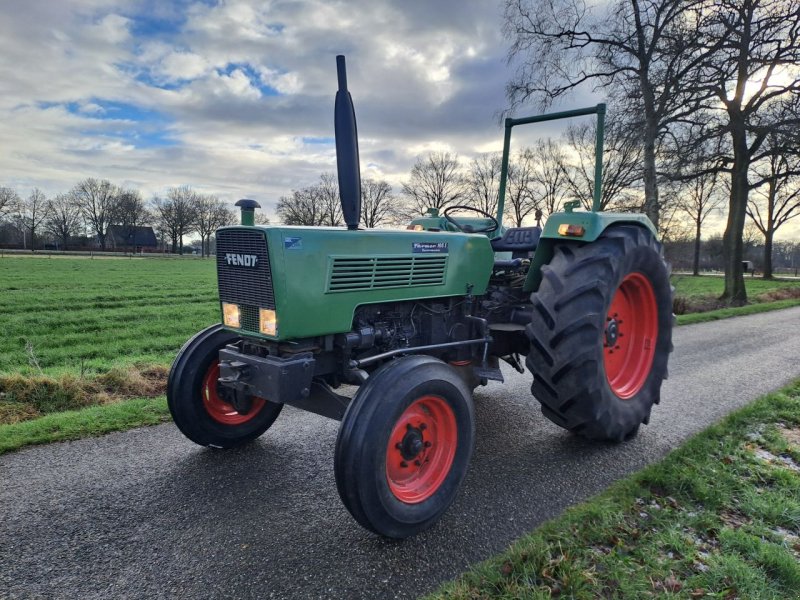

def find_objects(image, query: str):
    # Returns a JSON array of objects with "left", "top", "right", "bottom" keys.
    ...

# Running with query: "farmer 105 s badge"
[{"left": 412, "top": 241, "right": 448, "bottom": 254}]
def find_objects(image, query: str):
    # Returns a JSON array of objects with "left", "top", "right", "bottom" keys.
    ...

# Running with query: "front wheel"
[
  {"left": 526, "top": 225, "right": 673, "bottom": 441},
  {"left": 167, "top": 324, "right": 283, "bottom": 448},
  {"left": 334, "top": 355, "right": 475, "bottom": 538}
]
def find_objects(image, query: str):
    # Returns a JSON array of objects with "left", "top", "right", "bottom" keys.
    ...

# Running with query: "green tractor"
[{"left": 168, "top": 56, "right": 673, "bottom": 538}]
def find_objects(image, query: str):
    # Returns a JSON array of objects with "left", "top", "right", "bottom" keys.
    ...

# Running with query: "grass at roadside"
[
  {"left": 671, "top": 274, "right": 800, "bottom": 299},
  {"left": 676, "top": 297, "right": 800, "bottom": 325},
  {"left": 0, "top": 396, "right": 170, "bottom": 455},
  {"left": 428, "top": 380, "right": 800, "bottom": 600},
  {"left": 672, "top": 274, "right": 800, "bottom": 320}
]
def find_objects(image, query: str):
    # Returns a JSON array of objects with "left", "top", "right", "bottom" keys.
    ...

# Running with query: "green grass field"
[{"left": 0, "top": 256, "right": 218, "bottom": 376}]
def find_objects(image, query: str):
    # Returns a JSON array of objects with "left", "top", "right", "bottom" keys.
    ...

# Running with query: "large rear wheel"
[
  {"left": 334, "top": 355, "right": 475, "bottom": 538},
  {"left": 167, "top": 325, "right": 283, "bottom": 448},
  {"left": 526, "top": 225, "right": 673, "bottom": 441}
]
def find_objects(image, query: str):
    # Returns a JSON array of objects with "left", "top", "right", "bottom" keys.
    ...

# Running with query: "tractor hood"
[{"left": 215, "top": 225, "right": 494, "bottom": 341}]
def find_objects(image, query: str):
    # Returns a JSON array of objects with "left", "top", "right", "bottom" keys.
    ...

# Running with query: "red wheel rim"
[
  {"left": 202, "top": 361, "right": 266, "bottom": 425},
  {"left": 385, "top": 395, "right": 458, "bottom": 504},
  {"left": 604, "top": 273, "right": 659, "bottom": 399}
]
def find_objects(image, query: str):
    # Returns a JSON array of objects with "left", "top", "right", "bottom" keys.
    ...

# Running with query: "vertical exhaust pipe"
[{"left": 334, "top": 55, "right": 362, "bottom": 230}]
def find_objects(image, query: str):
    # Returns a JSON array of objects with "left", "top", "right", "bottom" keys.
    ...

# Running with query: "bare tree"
[
  {"left": 465, "top": 153, "right": 502, "bottom": 216},
  {"left": 402, "top": 152, "right": 465, "bottom": 216},
  {"left": 277, "top": 174, "right": 344, "bottom": 227},
  {"left": 360, "top": 179, "right": 395, "bottom": 228},
  {"left": 503, "top": 0, "right": 707, "bottom": 229},
  {"left": 15, "top": 188, "right": 50, "bottom": 250},
  {"left": 674, "top": 169, "right": 724, "bottom": 276},
  {"left": 747, "top": 132, "right": 800, "bottom": 279},
  {"left": 277, "top": 186, "right": 328, "bottom": 226},
  {"left": 115, "top": 189, "right": 150, "bottom": 252},
  {"left": 165, "top": 186, "right": 198, "bottom": 254},
  {"left": 680, "top": 0, "right": 800, "bottom": 302},
  {"left": 505, "top": 147, "right": 538, "bottom": 227},
  {"left": 530, "top": 139, "right": 570, "bottom": 218},
  {"left": 151, "top": 195, "right": 178, "bottom": 253},
  {"left": 71, "top": 178, "right": 118, "bottom": 250},
  {"left": 561, "top": 118, "right": 642, "bottom": 211},
  {"left": 0, "top": 187, "right": 19, "bottom": 218},
  {"left": 44, "top": 193, "right": 82, "bottom": 250},
  {"left": 317, "top": 173, "right": 343, "bottom": 227},
  {"left": 151, "top": 189, "right": 197, "bottom": 254},
  {"left": 195, "top": 195, "right": 233, "bottom": 257}
]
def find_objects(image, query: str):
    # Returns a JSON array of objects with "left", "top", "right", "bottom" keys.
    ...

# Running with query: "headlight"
[
  {"left": 222, "top": 302, "right": 240, "bottom": 328},
  {"left": 259, "top": 308, "right": 277, "bottom": 336}
]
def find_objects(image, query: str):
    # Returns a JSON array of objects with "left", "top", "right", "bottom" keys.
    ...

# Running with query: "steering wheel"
[{"left": 443, "top": 205, "right": 500, "bottom": 234}]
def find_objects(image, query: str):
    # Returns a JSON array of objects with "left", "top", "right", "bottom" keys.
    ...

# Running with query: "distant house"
[{"left": 106, "top": 225, "right": 158, "bottom": 252}]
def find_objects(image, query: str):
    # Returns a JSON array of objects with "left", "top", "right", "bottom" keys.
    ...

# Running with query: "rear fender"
[{"left": 523, "top": 212, "right": 658, "bottom": 292}]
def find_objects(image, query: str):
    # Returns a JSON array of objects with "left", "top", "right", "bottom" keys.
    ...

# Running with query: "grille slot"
[
  {"left": 328, "top": 255, "right": 447, "bottom": 292},
  {"left": 216, "top": 229, "right": 275, "bottom": 313}
]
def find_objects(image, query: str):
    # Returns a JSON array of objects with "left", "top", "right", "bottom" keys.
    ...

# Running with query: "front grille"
[
  {"left": 216, "top": 230, "right": 275, "bottom": 333},
  {"left": 328, "top": 255, "right": 447, "bottom": 292}
]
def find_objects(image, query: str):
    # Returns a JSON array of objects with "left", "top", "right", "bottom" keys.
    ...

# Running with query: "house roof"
[{"left": 107, "top": 225, "right": 158, "bottom": 247}]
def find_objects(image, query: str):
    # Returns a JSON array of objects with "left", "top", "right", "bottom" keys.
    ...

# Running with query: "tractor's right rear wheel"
[{"left": 526, "top": 225, "right": 673, "bottom": 441}]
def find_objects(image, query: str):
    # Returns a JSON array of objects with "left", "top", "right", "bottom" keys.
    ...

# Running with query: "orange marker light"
[{"left": 558, "top": 224, "right": 586, "bottom": 237}]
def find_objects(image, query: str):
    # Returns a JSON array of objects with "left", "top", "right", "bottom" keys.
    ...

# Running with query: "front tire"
[
  {"left": 526, "top": 225, "right": 673, "bottom": 441},
  {"left": 334, "top": 355, "right": 475, "bottom": 538},
  {"left": 167, "top": 324, "right": 283, "bottom": 448}
]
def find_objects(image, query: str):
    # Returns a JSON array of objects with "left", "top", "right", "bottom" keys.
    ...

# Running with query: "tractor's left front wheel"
[{"left": 168, "top": 324, "right": 283, "bottom": 448}]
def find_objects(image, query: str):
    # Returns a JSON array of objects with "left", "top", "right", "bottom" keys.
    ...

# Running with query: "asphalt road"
[{"left": 2, "top": 307, "right": 800, "bottom": 600}]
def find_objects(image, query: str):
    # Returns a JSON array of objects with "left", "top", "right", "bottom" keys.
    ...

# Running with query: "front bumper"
[{"left": 217, "top": 346, "right": 347, "bottom": 420}]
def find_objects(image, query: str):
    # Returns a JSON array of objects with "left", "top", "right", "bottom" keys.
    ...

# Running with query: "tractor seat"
[{"left": 490, "top": 226, "right": 541, "bottom": 253}]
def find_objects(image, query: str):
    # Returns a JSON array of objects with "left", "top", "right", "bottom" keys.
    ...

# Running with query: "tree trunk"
[
  {"left": 637, "top": 47, "right": 660, "bottom": 230},
  {"left": 693, "top": 217, "right": 701, "bottom": 276},
  {"left": 98, "top": 232, "right": 106, "bottom": 250},
  {"left": 721, "top": 124, "right": 749, "bottom": 305},
  {"left": 642, "top": 116, "right": 660, "bottom": 229},
  {"left": 763, "top": 229, "right": 774, "bottom": 279}
]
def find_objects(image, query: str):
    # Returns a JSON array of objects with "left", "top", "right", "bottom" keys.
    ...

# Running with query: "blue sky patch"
[
  {"left": 40, "top": 100, "right": 177, "bottom": 148},
  {"left": 219, "top": 62, "right": 281, "bottom": 97},
  {"left": 302, "top": 136, "right": 335, "bottom": 145}
]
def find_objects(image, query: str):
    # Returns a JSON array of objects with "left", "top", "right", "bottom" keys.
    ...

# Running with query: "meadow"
[{"left": 0, "top": 256, "right": 218, "bottom": 376}]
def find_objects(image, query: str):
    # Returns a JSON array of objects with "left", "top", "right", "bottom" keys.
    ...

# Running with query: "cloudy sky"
[{"left": 2, "top": 0, "right": 599, "bottom": 220}]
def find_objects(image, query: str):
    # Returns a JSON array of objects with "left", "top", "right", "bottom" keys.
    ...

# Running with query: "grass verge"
[
  {"left": 0, "top": 397, "right": 170, "bottom": 455},
  {"left": 428, "top": 380, "right": 800, "bottom": 600},
  {"left": 676, "top": 298, "right": 800, "bottom": 325},
  {"left": 0, "top": 364, "right": 168, "bottom": 425}
]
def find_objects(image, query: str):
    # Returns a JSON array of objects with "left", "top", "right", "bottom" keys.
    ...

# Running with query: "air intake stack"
[{"left": 334, "top": 55, "right": 362, "bottom": 230}]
